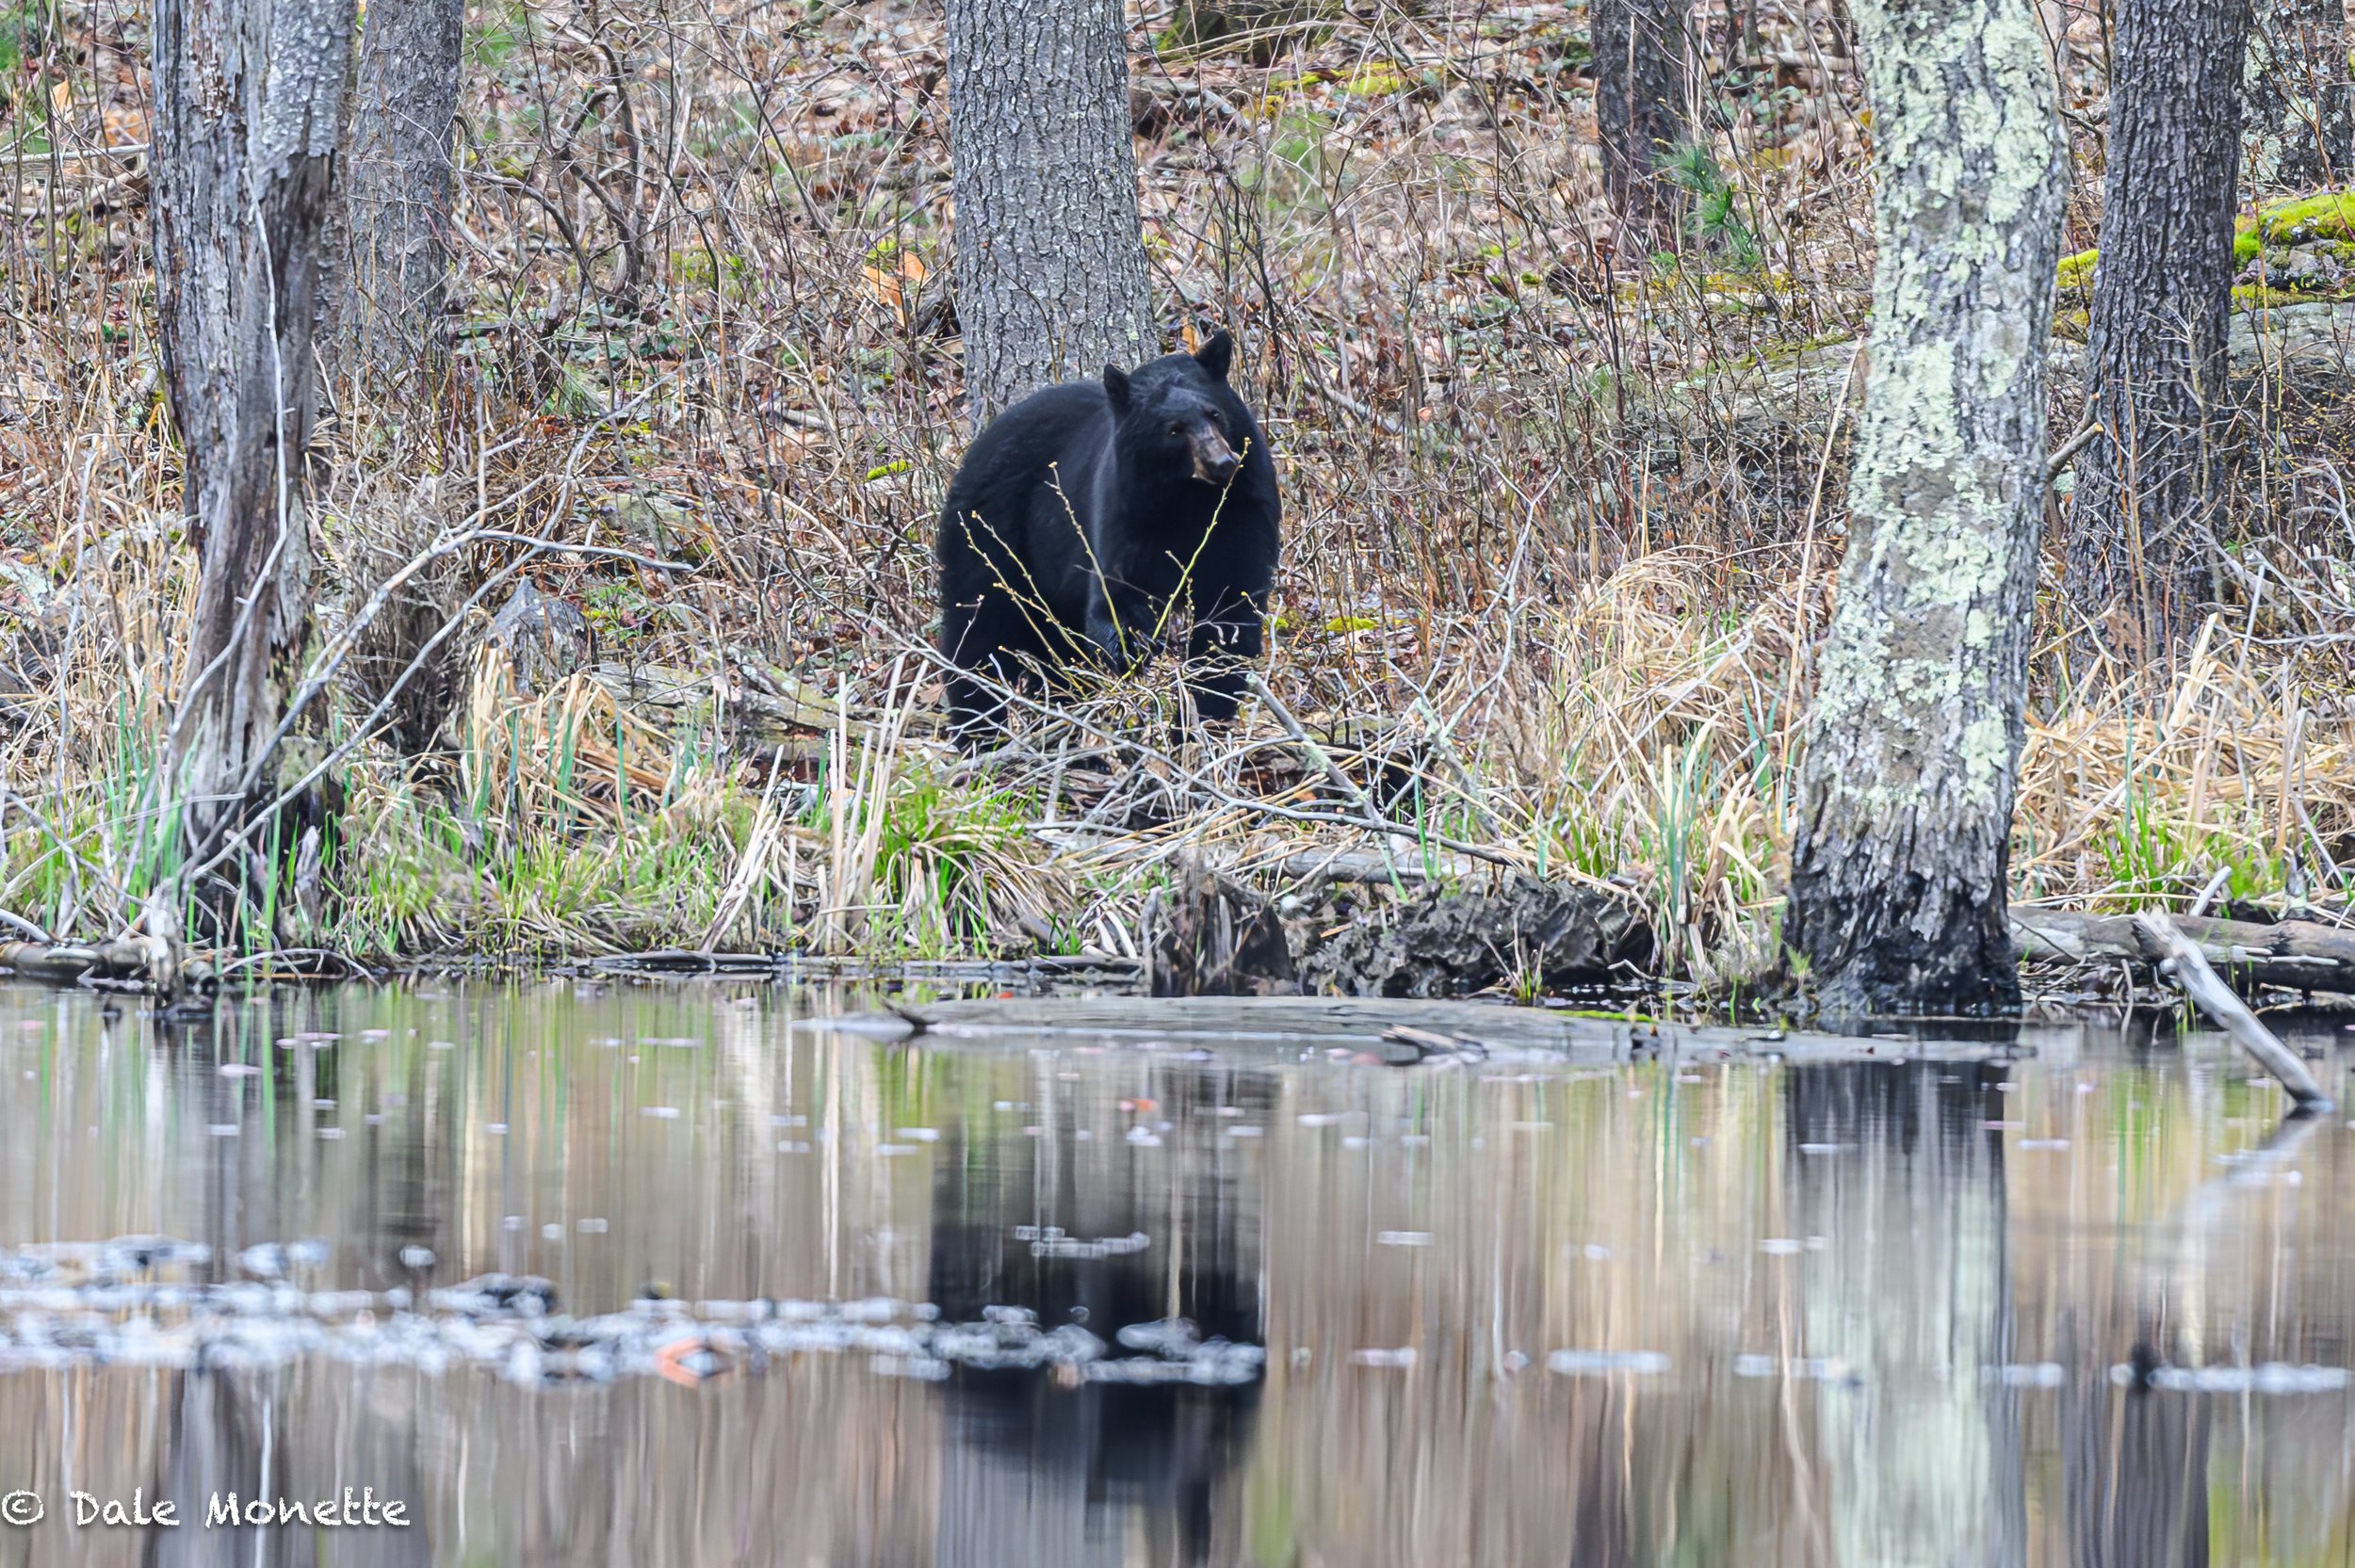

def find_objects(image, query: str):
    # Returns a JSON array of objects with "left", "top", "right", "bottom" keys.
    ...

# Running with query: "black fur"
[{"left": 935, "top": 331, "right": 1280, "bottom": 744}]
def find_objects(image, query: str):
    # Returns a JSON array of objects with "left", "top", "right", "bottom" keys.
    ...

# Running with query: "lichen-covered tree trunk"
[
  {"left": 324, "top": 0, "right": 464, "bottom": 404},
  {"left": 2065, "top": 0, "right": 2253, "bottom": 655},
  {"left": 945, "top": 0, "right": 1157, "bottom": 426},
  {"left": 1591, "top": 0, "right": 1694, "bottom": 252},
  {"left": 153, "top": 0, "right": 354, "bottom": 891},
  {"left": 2245, "top": 0, "right": 2351, "bottom": 192},
  {"left": 1784, "top": 0, "right": 2068, "bottom": 1019}
]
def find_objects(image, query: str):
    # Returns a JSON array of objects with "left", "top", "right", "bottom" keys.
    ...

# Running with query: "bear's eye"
[{"left": 1168, "top": 422, "right": 1185, "bottom": 437}]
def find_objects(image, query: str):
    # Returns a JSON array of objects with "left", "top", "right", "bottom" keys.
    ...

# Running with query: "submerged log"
[
  {"left": 833, "top": 995, "right": 2023, "bottom": 1065},
  {"left": 2010, "top": 906, "right": 2355, "bottom": 994}
]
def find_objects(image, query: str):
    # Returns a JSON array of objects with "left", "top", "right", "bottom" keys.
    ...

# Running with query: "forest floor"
[{"left": 4, "top": 0, "right": 2355, "bottom": 997}]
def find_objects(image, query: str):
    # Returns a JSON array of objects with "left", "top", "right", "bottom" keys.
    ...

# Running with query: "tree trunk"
[
  {"left": 945, "top": 0, "right": 1158, "bottom": 426},
  {"left": 2064, "top": 0, "right": 2253, "bottom": 655},
  {"left": 153, "top": 0, "right": 355, "bottom": 896},
  {"left": 2245, "top": 0, "right": 2351, "bottom": 192},
  {"left": 1784, "top": 0, "right": 2068, "bottom": 1019},
  {"left": 325, "top": 0, "right": 465, "bottom": 406},
  {"left": 1592, "top": 0, "right": 1694, "bottom": 252}
]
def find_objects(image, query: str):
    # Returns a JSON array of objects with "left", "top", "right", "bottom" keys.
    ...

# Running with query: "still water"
[{"left": 0, "top": 978, "right": 2350, "bottom": 1566}]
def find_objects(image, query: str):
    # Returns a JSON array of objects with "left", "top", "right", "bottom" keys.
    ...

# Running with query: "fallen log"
[
  {"left": 2009, "top": 907, "right": 2355, "bottom": 994},
  {"left": 0, "top": 936, "right": 180, "bottom": 992},
  {"left": 2131, "top": 913, "right": 2332, "bottom": 1109}
]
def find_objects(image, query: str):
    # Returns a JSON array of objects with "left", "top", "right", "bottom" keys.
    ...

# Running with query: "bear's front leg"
[
  {"left": 1183, "top": 584, "right": 1267, "bottom": 723},
  {"left": 1082, "top": 587, "right": 1160, "bottom": 677}
]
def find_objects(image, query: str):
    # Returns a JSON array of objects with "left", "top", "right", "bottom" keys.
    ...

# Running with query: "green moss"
[
  {"left": 2232, "top": 282, "right": 2327, "bottom": 310},
  {"left": 1734, "top": 330, "right": 1858, "bottom": 371},
  {"left": 1339, "top": 62, "right": 1410, "bottom": 96},
  {"left": 2247, "top": 192, "right": 2355, "bottom": 246},
  {"left": 2056, "top": 197, "right": 2355, "bottom": 283}
]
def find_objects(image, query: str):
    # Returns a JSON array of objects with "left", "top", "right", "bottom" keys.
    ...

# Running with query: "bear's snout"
[{"left": 1189, "top": 425, "right": 1242, "bottom": 486}]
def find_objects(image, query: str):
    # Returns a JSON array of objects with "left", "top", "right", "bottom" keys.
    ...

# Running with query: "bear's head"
[{"left": 1102, "top": 331, "right": 1252, "bottom": 489}]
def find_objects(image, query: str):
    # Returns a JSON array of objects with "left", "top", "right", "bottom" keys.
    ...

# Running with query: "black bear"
[{"left": 935, "top": 330, "right": 1280, "bottom": 744}]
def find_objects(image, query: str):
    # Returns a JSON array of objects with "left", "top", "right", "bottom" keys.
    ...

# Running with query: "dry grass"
[{"left": 4, "top": 0, "right": 2354, "bottom": 978}]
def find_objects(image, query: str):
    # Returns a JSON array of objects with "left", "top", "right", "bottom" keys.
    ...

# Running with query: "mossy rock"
[
  {"left": 2239, "top": 192, "right": 2355, "bottom": 257},
  {"left": 2060, "top": 193, "right": 2355, "bottom": 283}
]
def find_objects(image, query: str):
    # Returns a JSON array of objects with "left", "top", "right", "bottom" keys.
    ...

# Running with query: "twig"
[
  {"left": 2046, "top": 417, "right": 2103, "bottom": 480},
  {"left": 0, "top": 909, "right": 55, "bottom": 942},
  {"left": 2132, "top": 913, "right": 2331, "bottom": 1110},
  {"left": 2186, "top": 865, "right": 2233, "bottom": 918},
  {"left": 1246, "top": 671, "right": 1387, "bottom": 830}
]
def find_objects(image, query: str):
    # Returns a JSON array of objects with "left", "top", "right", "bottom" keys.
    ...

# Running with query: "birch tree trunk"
[
  {"left": 325, "top": 0, "right": 465, "bottom": 405},
  {"left": 153, "top": 0, "right": 355, "bottom": 896},
  {"left": 1784, "top": 0, "right": 2068, "bottom": 1019},
  {"left": 945, "top": 0, "right": 1157, "bottom": 426},
  {"left": 1592, "top": 0, "right": 1694, "bottom": 252},
  {"left": 2245, "top": 0, "right": 2351, "bottom": 192},
  {"left": 2064, "top": 0, "right": 2253, "bottom": 656}
]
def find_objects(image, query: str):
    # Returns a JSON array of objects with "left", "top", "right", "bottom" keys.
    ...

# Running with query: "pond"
[{"left": 0, "top": 978, "right": 2349, "bottom": 1565}]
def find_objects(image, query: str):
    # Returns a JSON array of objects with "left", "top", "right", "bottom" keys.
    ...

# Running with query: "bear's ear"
[
  {"left": 1194, "top": 330, "right": 1234, "bottom": 381},
  {"left": 1102, "top": 364, "right": 1132, "bottom": 412}
]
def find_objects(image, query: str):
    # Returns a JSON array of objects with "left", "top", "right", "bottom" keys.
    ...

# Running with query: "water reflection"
[
  {"left": 0, "top": 980, "right": 2352, "bottom": 1564},
  {"left": 927, "top": 1062, "right": 1268, "bottom": 1567}
]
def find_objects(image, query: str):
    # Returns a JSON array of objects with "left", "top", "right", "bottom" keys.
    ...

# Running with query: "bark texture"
[
  {"left": 2066, "top": 0, "right": 2254, "bottom": 654},
  {"left": 2245, "top": 0, "right": 2352, "bottom": 191},
  {"left": 1784, "top": 0, "right": 2068, "bottom": 1019},
  {"left": 1592, "top": 0, "right": 1694, "bottom": 251},
  {"left": 325, "top": 0, "right": 464, "bottom": 402},
  {"left": 945, "top": 0, "right": 1157, "bottom": 426},
  {"left": 153, "top": 0, "right": 355, "bottom": 881}
]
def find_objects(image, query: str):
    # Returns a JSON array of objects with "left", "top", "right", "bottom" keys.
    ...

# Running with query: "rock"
[
  {"left": 1296, "top": 880, "right": 1653, "bottom": 999},
  {"left": 608, "top": 490, "right": 693, "bottom": 555},
  {"left": 487, "top": 581, "right": 593, "bottom": 696}
]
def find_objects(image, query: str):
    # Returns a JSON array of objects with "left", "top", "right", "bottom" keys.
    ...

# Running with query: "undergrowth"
[{"left": 4, "top": 0, "right": 2354, "bottom": 975}]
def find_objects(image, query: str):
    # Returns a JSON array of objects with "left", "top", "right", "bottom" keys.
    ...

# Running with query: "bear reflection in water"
[{"left": 924, "top": 1066, "right": 1273, "bottom": 1567}]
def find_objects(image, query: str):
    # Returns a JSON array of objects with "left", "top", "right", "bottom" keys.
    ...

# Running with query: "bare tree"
[
  {"left": 945, "top": 0, "right": 1158, "bottom": 425},
  {"left": 1784, "top": 0, "right": 2069, "bottom": 1018},
  {"left": 2064, "top": 0, "right": 2255, "bottom": 655},
  {"left": 1592, "top": 0, "right": 1694, "bottom": 252},
  {"left": 326, "top": 0, "right": 467, "bottom": 404},
  {"left": 153, "top": 0, "right": 356, "bottom": 901},
  {"left": 2245, "top": 0, "right": 2351, "bottom": 192}
]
